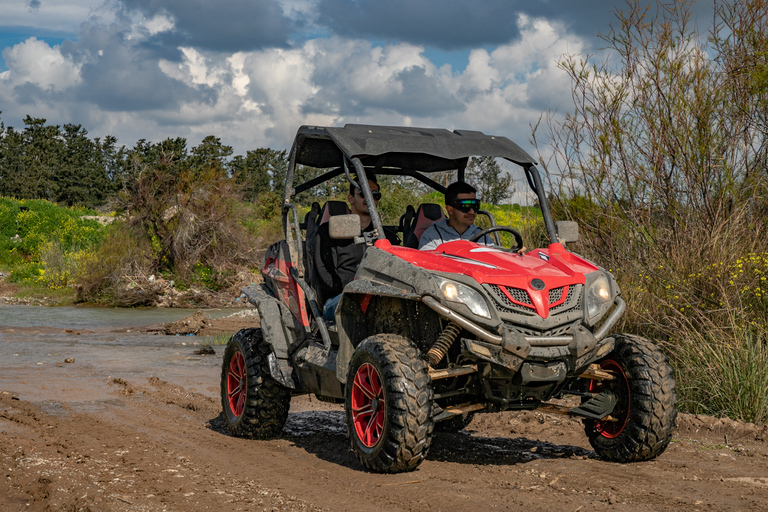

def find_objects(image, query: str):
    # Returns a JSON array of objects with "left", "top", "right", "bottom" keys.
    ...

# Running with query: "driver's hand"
[{"left": 517, "top": 246, "right": 527, "bottom": 254}]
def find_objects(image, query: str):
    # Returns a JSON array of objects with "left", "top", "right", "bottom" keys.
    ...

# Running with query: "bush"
[
  {"left": 73, "top": 222, "right": 155, "bottom": 305},
  {"left": 117, "top": 154, "right": 262, "bottom": 284},
  {"left": 0, "top": 197, "right": 106, "bottom": 285},
  {"left": 537, "top": 0, "right": 768, "bottom": 420}
]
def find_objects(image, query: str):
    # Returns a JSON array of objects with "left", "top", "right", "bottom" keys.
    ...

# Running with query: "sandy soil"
[{"left": 2, "top": 314, "right": 768, "bottom": 511}]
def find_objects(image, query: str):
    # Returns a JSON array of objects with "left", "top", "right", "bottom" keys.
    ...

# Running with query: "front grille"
[
  {"left": 512, "top": 322, "right": 579, "bottom": 338},
  {"left": 550, "top": 285, "right": 582, "bottom": 313},
  {"left": 484, "top": 283, "right": 583, "bottom": 317},
  {"left": 486, "top": 284, "right": 534, "bottom": 314}
]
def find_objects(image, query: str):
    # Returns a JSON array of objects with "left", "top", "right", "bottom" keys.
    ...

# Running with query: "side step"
[
  {"left": 539, "top": 391, "right": 617, "bottom": 421},
  {"left": 433, "top": 402, "right": 486, "bottom": 422}
]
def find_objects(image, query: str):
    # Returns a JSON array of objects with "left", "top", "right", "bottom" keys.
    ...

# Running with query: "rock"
[
  {"left": 193, "top": 345, "right": 216, "bottom": 355},
  {"left": 163, "top": 311, "right": 208, "bottom": 335}
]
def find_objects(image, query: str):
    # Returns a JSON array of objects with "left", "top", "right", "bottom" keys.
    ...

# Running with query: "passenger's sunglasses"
[
  {"left": 355, "top": 189, "right": 382, "bottom": 200},
  {"left": 450, "top": 199, "right": 481, "bottom": 213}
]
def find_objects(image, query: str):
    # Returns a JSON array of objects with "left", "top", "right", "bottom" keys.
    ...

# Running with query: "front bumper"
[{"left": 422, "top": 295, "right": 625, "bottom": 373}]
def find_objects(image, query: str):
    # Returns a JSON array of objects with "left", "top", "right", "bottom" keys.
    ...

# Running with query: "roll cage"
[{"left": 281, "top": 124, "right": 559, "bottom": 246}]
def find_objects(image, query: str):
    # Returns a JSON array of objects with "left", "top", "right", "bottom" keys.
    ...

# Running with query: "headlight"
[
  {"left": 435, "top": 277, "right": 491, "bottom": 319},
  {"left": 586, "top": 274, "right": 612, "bottom": 319}
]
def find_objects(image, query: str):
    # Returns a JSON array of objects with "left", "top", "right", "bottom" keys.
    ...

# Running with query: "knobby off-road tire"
[
  {"left": 345, "top": 334, "right": 434, "bottom": 473},
  {"left": 585, "top": 334, "right": 677, "bottom": 462},
  {"left": 220, "top": 328, "right": 291, "bottom": 438}
]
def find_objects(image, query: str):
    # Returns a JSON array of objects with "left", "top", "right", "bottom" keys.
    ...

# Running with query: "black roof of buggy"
[
  {"left": 282, "top": 123, "right": 558, "bottom": 254},
  {"left": 291, "top": 124, "right": 537, "bottom": 172}
]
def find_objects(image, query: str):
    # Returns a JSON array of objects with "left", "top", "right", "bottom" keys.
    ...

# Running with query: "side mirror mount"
[
  {"left": 555, "top": 220, "right": 579, "bottom": 243},
  {"left": 329, "top": 214, "right": 362, "bottom": 239}
]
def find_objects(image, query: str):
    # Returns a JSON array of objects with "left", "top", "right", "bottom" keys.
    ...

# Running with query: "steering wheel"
[{"left": 470, "top": 226, "right": 524, "bottom": 253}]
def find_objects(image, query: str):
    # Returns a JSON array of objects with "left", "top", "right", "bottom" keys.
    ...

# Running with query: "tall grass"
[{"left": 667, "top": 314, "right": 768, "bottom": 424}]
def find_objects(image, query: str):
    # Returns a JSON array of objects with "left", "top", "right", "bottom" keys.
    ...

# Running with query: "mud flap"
[{"left": 242, "top": 284, "right": 301, "bottom": 388}]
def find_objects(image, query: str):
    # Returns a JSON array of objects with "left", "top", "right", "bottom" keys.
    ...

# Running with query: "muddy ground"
[{"left": 2, "top": 310, "right": 768, "bottom": 511}]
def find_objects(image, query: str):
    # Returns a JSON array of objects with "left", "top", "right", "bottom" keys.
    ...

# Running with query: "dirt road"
[{"left": 2, "top": 308, "right": 768, "bottom": 511}]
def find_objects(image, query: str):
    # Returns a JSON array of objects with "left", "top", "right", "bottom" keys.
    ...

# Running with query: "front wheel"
[
  {"left": 220, "top": 328, "right": 291, "bottom": 438},
  {"left": 584, "top": 334, "right": 677, "bottom": 462},
  {"left": 345, "top": 334, "right": 434, "bottom": 473}
]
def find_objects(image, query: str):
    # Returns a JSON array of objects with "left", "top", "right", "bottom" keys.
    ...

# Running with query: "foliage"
[
  {"left": 231, "top": 148, "right": 288, "bottom": 202},
  {"left": 114, "top": 150, "right": 261, "bottom": 285},
  {"left": 0, "top": 115, "right": 119, "bottom": 207},
  {"left": 667, "top": 315, "right": 768, "bottom": 424},
  {"left": 73, "top": 222, "right": 158, "bottom": 306},
  {"left": 536, "top": 0, "right": 768, "bottom": 421},
  {"left": 0, "top": 197, "right": 103, "bottom": 266},
  {"left": 479, "top": 203, "right": 547, "bottom": 249},
  {"left": 465, "top": 157, "right": 512, "bottom": 204}
]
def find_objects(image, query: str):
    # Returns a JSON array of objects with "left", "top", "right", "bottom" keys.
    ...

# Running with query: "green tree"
[
  {"left": 230, "top": 148, "right": 287, "bottom": 201},
  {"left": 190, "top": 135, "right": 232, "bottom": 179},
  {"left": 0, "top": 115, "right": 119, "bottom": 206},
  {"left": 53, "top": 124, "right": 111, "bottom": 207},
  {"left": 0, "top": 120, "right": 29, "bottom": 198},
  {"left": 465, "top": 156, "right": 512, "bottom": 204},
  {"left": 20, "top": 116, "right": 63, "bottom": 201}
]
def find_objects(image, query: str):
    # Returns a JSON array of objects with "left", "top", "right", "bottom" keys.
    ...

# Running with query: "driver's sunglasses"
[
  {"left": 356, "top": 189, "right": 382, "bottom": 201},
  {"left": 451, "top": 199, "right": 481, "bottom": 213}
]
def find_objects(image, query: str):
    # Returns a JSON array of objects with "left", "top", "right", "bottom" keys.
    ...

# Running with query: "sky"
[{"left": 0, "top": 0, "right": 715, "bottom": 156}]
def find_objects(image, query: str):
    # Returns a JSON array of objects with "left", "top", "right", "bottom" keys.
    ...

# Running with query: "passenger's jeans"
[{"left": 322, "top": 293, "right": 342, "bottom": 323}]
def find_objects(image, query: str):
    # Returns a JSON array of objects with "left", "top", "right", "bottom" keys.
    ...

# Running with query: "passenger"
[
  {"left": 314, "top": 175, "right": 399, "bottom": 322},
  {"left": 418, "top": 181, "right": 494, "bottom": 251}
]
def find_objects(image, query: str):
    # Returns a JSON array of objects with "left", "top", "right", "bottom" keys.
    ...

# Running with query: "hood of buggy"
[{"left": 381, "top": 240, "right": 601, "bottom": 320}]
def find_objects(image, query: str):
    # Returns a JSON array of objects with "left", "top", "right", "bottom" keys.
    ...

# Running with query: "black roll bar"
[
  {"left": 344, "top": 157, "right": 386, "bottom": 241},
  {"left": 524, "top": 164, "right": 557, "bottom": 244}
]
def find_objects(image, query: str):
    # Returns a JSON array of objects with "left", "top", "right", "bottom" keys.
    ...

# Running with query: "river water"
[{"left": 0, "top": 305, "right": 228, "bottom": 407}]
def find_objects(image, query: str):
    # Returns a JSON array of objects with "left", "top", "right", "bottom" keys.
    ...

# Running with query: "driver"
[{"left": 418, "top": 181, "right": 494, "bottom": 251}]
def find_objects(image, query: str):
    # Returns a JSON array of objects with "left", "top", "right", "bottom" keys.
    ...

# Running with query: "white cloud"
[
  {"left": 1, "top": 37, "right": 81, "bottom": 90},
  {"left": 126, "top": 13, "right": 175, "bottom": 41},
  {"left": 0, "top": 4, "right": 587, "bottom": 156},
  {"left": 462, "top": 49, "right": 500, "bottom": 92}
]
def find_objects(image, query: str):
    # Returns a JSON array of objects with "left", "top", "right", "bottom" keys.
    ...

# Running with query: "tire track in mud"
[
  {"left": 0, "top": 386, "right": 323, "bottom": 511},
  {"left": 4, "top": 376, "right": 768, "bottom": 511}
]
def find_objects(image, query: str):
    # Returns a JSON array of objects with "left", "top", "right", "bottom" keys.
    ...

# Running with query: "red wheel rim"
[
  {"left": 227, "top": 351, "right": 246, "bottom": 417},
  {"left": 351, "top": 362, "right": 385, "bottom": 448},
  {"left": 589, "top": 359, "right": 630, "bottom": 438}
]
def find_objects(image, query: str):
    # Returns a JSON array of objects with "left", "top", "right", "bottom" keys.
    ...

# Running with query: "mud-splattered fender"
[
  {"left": 334, "top": 279, "right": 422, "bottom": 383},
  {"left": 242, "top": 284, "right": 304, "bottom": 388}
]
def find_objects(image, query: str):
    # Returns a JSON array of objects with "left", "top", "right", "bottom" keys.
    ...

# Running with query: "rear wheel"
[
  {"left": 585, "top": 335, "right": 677, "bottom": 462},
  {"left": 220, "top": 328, "right": 291, "bottom": 438},
  {"left": 345, "top": 334, "right": 434, "bottom": 473}
]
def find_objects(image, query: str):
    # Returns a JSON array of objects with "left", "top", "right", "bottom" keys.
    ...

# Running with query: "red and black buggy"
[{"left": 221, "top": 124, "right": 677, "bottom": 473}]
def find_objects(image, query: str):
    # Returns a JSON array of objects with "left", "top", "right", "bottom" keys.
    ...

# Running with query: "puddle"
[{"left": 0, "top": 306, "right": 224, "bottom": 404}]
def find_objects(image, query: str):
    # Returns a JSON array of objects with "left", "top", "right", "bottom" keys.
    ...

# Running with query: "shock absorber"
[{"left": 427, "top": 321, "right": 461, "bottom": 366}]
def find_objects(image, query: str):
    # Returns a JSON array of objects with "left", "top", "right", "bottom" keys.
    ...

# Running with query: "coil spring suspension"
[{"left": 427, "top": 321, "right": 461, "bottom": 366}]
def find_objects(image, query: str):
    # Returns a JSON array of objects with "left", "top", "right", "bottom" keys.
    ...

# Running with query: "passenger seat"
[{"left": 403, "top": 203, "right": 445, "bottom": 248}]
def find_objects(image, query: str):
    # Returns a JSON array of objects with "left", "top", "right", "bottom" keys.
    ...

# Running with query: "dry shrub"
[
  {"left": 73, "top": 223, "right": 157, "bottom": 306},
  {"left": 40, "top": 239, "right": 73, "bottom": 289},
  {"left": 537, "top": 0, "right": 768, "bottom": 420},
  {"left": 117, "top": 153, "right": 263, "bottom": 285}
]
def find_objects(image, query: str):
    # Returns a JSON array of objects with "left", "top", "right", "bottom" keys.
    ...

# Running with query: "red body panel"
[
  {"left": 375, "top": 239, "right": 599, "bottom": 319},
  {"left": 262, "top": 254, "right": 310, "bottom": 327}
]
